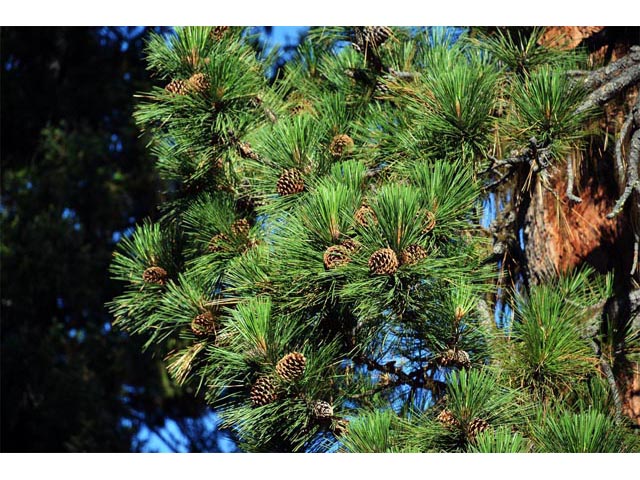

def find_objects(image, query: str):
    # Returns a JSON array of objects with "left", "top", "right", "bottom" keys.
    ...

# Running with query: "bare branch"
[
  {"left": 483, "top": 166, "right": 517, "bottom": 191},
  {"left": 616, "top": 109, "right": 635, "bottom": 178},
  {"left": 576, "top": 62, "right": 640, "bottom": 115},
  {"left": 589, "top": 339, "right": 623, "bottom": 424},
  {"left": 581, "top": 45, "right": 640, "bottom": 91},
  {"left": 565, "top": 154, "right": 582, "bottom": 202},
  {"left": 632, "top": 236, "right": 639, "bottom": 276},
  {"left": 482, "top": 138, "right": 553, "bottom": 192},
  {"left": 608, "top": 129, "right": 640, "bottom": 218},
  {"left": 387, "top": 68, "right": 420, "bottom": 81}
]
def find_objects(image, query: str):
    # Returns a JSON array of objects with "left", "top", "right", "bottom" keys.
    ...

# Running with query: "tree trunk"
[{"left": 521, "top": 26, "right": 640, "bottom": 424}]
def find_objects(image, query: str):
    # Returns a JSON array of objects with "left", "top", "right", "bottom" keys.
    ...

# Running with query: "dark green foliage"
[
  {"left": 1, "top": 27, "right": 228, "bottom": 453},
  {"left": 108, "top": 26, "right": 639, "bottom": 453}
]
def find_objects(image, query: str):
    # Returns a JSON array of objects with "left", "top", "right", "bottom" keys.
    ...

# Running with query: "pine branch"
[
  {"left": 565, "top": 154, "right": 582, "bottom": 203},
  {"left": 608, "top": 128, "right": 640, "bottom": 218},
  {"left": 352, "top": 355, "right": 446, "bottom": 396},
  {"left": 588, "top": 339, "right": 623, "bottom": 424},
  {"left": 482, "top": 137, "right": 553, "bottom": 191},
  {"left": 575, "top": 58, "right": 640, "bottom": 115},
  {"left": 575, "top": 46, "right": 640, "bottom": 91},
  {"left": 615, "top": 102, "right": 636, "bottom": 178}
]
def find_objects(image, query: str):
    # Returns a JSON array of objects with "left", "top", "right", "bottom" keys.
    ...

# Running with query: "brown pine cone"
[
  {"left": 142, "top": 266, "right": 168, "bottom": 285},
  {"left": 250, "top": 376, "right": 278, "bottom": 407},
  {"left": 399, "top": 244, "right": 428, "bottom": 266},
  {"left": 276, "top": 168, "right": 305, "bottom": 196},
  {"left": 165, "top": 79, "right": 188, "bottom": 95},
  {"left": 329, "top": 134, "right": 355, "bottom": 157},
  {"left": 368, "top": 248, "right": 399, "bottom": 275},
  {"left": 275, "top": 351, "right": 307, "bottom": 382},
  {"left": 323, "top": 245, "right": 351, "bottom": 269},
  {"left": 354, "top": 204, "right": 378, "bottom": 227},
  {"left": 437, "top": 409, "right": 460, "bottom": 429},
  {"left": 191, "top": 311, "right": 216, "bottom": 337}
]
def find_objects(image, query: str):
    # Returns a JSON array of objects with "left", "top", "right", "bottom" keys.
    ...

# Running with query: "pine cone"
[
  {"left": 165, "top": 79, "right": 188, "bottom": 95},
  {"left": 341, "top": 238, "right": 361, "bottom": 253},
  {"left": 323, "top": 245, "right": 351, "bottom": 270},
  {"left": 276, "top": 168, "right": 305, "bottom": 196},
  {"left": 454, "top": 305, "right": 466, "bottom": 321},
  {"left": 368, "top": 248, "right": 399, "bottom": 275},
  {"left": 437, "top": 409, "right": 460, "bottom": 429},
  {"left": 142, "top": 266, "right": 168, "bottom": 285},
  {"left": 250, "top": 376, "right": 278, "bottom": 407},
  {"left": 354, "top": 204, "right": 377, "bottom": 227},
  {"left": 329, "top": 134, "right": 354, "bottom": 157},
  {"left": 374, "top": 77, "right": 393, "bottom": 97},
  {"left": 231, "top": 218, "right": 251, "bottom": 238},
  {"left": 191, "top": 311, "right": 216, "bottom": 337},
  {"left": 207, "top": 233, "right": 230, "bottom": 253},
  {"left": 422, "top": 210, "right": 436, "bottom": 233},
  {"left": 439, "top": 349, "right": 471, "bottom": 369},
  {"left": 210, "top": 26, "right": 230, "bottom": 41},
  {"left": 187, "top": 73, "right": 210, "bottom": 94},
  {"left": 238, "top": 142, "right": 259, "bottom": 160},
  {"left": 353, "top": 26, "right": 392, "bottom": 52},
  {"left": 399, "top": 244, "right": 428, "bottom": 266},
  {"left": 312, "top": 400, "right": 334, "bottom": 420},
  {"left": 467, "top": 417, "right": 490, "bottom": 440},
  {"left": 363, "top": 26, "right": 393, "bottom": 48},
  {"left": 291, "top": 99, "right": 314, "bottom": 115},
  {"left": 275, "top": 351, "right": 306, "bottom": 382},
  {"left": 331, "top": 418, "right": 350, "bottom": 437}
]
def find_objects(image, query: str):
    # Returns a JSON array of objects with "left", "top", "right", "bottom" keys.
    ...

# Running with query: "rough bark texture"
[
  {"left": 524, "top": 27, "right": 640, "bottom": 424},
  {"left": 523, "top": 156, "right": 631, "bottom": 284}
]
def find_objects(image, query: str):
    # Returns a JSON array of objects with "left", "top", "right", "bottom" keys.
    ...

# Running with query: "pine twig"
[{"left": 589, "top": 339, "right": 623, "bottom": 424}]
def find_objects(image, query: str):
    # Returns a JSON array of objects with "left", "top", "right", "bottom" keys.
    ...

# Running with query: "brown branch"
[
  {"left": 573, "top": 46, "right": 640, "bottom": 91},
  {"left": 608, "top": 129, "right": 640, "bottom": 218},
  {"left": 589, "top": 338, "right": 623, "bottom": 424},
  {"left": 565, "top": 155, "right": 582, "bottom": 203},
  {"left": 482, "top": 138, "right": 553, "bottom": 192},
  {"left": 575, "top": 61, "right": 640, "bottom": 115},
  {"left": 352, "top": 355, "right": 446, "bottom": 396},
  {"left": 616, "top": 107, "right": 635, "bottom": 178}
]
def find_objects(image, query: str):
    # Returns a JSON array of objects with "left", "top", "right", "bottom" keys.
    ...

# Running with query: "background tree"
[{"left": 1, "top": 26, "right": 233, "bottom": 452}]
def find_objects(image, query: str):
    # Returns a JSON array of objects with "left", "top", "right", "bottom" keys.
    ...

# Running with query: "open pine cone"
[
  {"left": 329, "top": 134, "right": 354, "bottom": 157},
  {"left": 187, "top": 73, "right": 211, "bottom": 94},
  {"left": 439, "top": 349, "right": 471, "bottom": 369},
  {"left": 250, "top": 376, "right": 279, "bottom": 407},
  {"left": 165, "top": 79, "right": 188, "bottom": 95},
  {"left": 142, "top": 266, "right": 168, "bottom": 285},
  {"left": 467, "top": 417, "right": 490, "bottom": 440},
  {"left": 354, "top": 204, "right": 378, "bottom": 227},
  {"left": 275, "top": 351, "right": 307, "bottom": 382},
  {"left": 191, "top": 311, "right": 216, "bottom": 337},
  {"left": 323, "top": 245, "right": 351, "bottom": 269},
  {"left": 368, "top": 248, "right": 399, "bottom": 275},
  {"left": 400, "top": 244, "right": 428, "bottom": 266},
  {"left": 437, "top": 409, "right": 461, "bottom": 429},
  {"left": 312, "top": 400, "right": 334, "bottom": 420},
  {"left": 276, "top": 168, "right": 305, "bottom": 196}
]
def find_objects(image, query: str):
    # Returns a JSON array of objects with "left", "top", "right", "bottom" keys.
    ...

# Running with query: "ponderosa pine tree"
[{"left": 109, "top": 26, "right": 640, "bottom": 452}]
